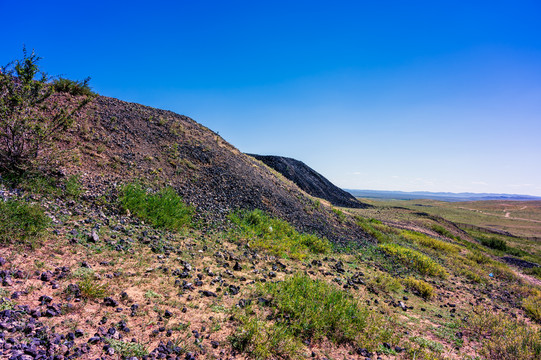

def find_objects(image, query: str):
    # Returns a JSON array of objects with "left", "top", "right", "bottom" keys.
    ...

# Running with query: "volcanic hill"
[
  {"left": 247, "top": 154, "right": 366, "bottom": 209},
  {"left": 63, "top": 95, "right": 370, "bottom": 246}
]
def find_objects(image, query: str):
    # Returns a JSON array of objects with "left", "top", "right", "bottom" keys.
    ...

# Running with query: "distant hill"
[
  {"left": 346, "top": 189, "right": 541, "bottom": 202},
  {"left": 248, "top": 154, "right": 367, "bottom": 209}
]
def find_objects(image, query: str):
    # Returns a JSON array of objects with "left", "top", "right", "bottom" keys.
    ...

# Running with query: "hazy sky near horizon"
[{"left": 2, "top": 1, "right": 540, "bottom": 195}]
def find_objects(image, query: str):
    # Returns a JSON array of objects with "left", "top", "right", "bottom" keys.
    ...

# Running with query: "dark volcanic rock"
[
  {"left": 501, "top": 256, "right": 540, "bottom": 269},
  {"left": 248, "top": 154, "right": 367, "bottom": 209}
]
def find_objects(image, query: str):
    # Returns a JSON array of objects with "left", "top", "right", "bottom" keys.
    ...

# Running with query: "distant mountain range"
[{"left": 345, "top": 189, "right": 541, "bottom": 202}]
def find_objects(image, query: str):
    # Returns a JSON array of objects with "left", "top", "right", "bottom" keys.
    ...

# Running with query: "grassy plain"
[{"left": 356, "top": 198, "right": 541, "bottom": 239}]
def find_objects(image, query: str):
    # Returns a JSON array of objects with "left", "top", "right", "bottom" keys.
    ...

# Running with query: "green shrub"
[
  {"left": 2, "top": 172, "right": 83, "bottom": 199},
  {"left": 402, "top": 277, "right": 434, "bottom": 299},
  {"left": 467, "top": 251, "right": 492, "bottom": 264},
  {"left": 119, "top": 183, "right": 194, "bottom": 231},
  {"left": 355, "top": 216, "right": 394, "bottom": 243},
  {"left": 378, "top": 243, "right": 447, "bottom": 277},
  {"left": 52, "top": 77, "right": 94, "bottom": 96},
  {"left": 367, "top": 272, "right": 402, "bottom": 294},
  {"left": 0, "top": 48, "right": 91, "bottom": 173},
  {"left": 431, "top": 224, "right": 456, "bottom": 239},
  {"left": 259, "top": 274, "right": 396, "bottom": 348},
  {"left": 229, "top": 209, "right": 331, "bottom": 259},
  {"left": 479, "top": 236, "right": 508, "bottom": 251},
  {"left": 523, "top": 294, "right": 541, "bottom": 323},
  {"left": 401, "top": 230, "right": 460, "bottom": 253},
  {"left": 0, "top": 200, "right": 49, "bottom": 247}
]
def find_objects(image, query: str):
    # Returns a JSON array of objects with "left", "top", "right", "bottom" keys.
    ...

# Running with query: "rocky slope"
[
  {"left": 60, "top": 95, "right": 370, "bottom": 246},
  {"left": 248, "top": 154, "right": 367, "bottom": 209},
  {"left": 1, "top": 91, "right": 541, "bottom": 360}
]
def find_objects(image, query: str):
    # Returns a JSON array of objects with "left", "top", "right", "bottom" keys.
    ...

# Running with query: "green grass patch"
[
  {"left": 1, "top": 172, "right": 83, "bottom": 199},
  {"left": 523, "top": 293, "right": 541, "bottom": 323},
  {"left": 119, "top": 183, "right": 194, "bottom": 231},
  {"left": 229, "top": 209, "right": 331, "bottom": 259},
  {"left": 0, "top": 199, "right": 50, "bottom": 247},
  {"left": 379, "top": 243, "right": 448, "bottom": 277}
]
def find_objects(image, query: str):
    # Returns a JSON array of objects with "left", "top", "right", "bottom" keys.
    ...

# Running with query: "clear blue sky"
[{"left": 2, "top": 0, "right": 540, "bottom": 195}]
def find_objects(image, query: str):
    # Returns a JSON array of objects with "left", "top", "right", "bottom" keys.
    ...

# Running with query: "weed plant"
[
  {"left": 119, "top": 183, "right": 194, "bottom": 231},
  {"left": 229, "top": 209, "right": 331, "bottom": 259},
  {"left": 77, "top": 276, "right": 108, "bottom": 299},
  {"left": 104, "top": 339, "right": 148, "bottom": 358}
]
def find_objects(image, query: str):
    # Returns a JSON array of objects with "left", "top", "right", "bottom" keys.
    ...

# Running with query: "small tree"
[{"left": 0, "top": 48, "right": 92, "bottom": 174}]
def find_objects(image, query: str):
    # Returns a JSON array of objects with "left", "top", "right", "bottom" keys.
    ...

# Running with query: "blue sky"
[{"left": 2, "top": 0, "right": 540, "bottom": 195}]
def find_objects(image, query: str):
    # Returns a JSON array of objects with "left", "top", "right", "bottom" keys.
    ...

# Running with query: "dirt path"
[{"left": 459, "top": 206, "right": 541, "bottom": 223}]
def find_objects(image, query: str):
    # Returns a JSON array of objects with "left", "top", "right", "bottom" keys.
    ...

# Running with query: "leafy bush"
[
  {"left": 402, "top": 277, "right": 434, "bottom": 299},
  {"left": 119, "top": 183, "right": 194, "bottom": 231},
  {"left": 52, "top": 77, "right": 94, "bottom": 96},
  {"left": 467, "top": 307, "right": 541, "bottom": 359},
  {"left": 229, "top": 209, "right": 331, "bottom": 259},
  {"left": 0, "top": 199, "right": 49, "bottom": 247},
  {"left": 379, "top": 243, "right": 448, "bottom": 277},
  {"left": 0, "top": 48, "right": 91, "bottom": 173},
  {"left": 259, "top": 274, "right": 396, "bottom": 348}
]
